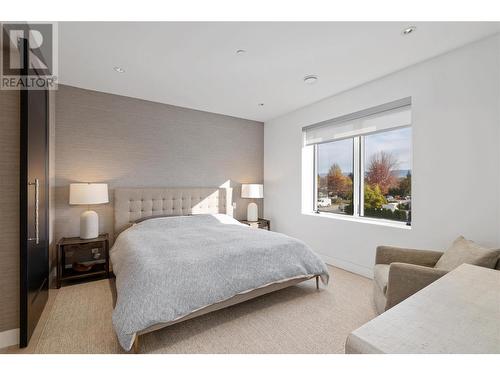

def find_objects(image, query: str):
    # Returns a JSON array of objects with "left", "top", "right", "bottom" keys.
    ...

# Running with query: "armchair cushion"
[
  {"left": 374, "top": 264, "right": 390, "bottom": 294},
  {"left": 435, "top": 236, "right": 500, "bottom": 271},
  {"left": 375, "top": 246, "right": 443, "bottom": 267},
  {"left": 385, "top": 263, "right": 448, "bottom": 310}
]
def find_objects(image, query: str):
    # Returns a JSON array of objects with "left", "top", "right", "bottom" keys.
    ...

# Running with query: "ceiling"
[{"left": 58, "top": 22, "right": 500, "bottom": 122}]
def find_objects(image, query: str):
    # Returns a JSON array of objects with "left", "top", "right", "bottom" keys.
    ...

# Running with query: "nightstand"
[
  {"left": 56, "top": 234, "right": 110, "bottom": 288},
  {"left": 239, "top": 218, "right": 270, "bottom": 231}
]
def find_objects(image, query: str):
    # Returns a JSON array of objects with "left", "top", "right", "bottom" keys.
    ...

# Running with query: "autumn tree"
[
  {"left": 365, "top": 151, "right": 398, "bottom": 195},
  {"left": 389, "top": 171, "right": 411, "bottom": 198},
  {"left": 326, "top": 163, "right": 352, "bottom": 199},
  {"left": 317, "top": 174, "right": 328, "bottom": 197}
]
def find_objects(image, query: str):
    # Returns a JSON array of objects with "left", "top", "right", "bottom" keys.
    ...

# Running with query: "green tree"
[
  {"left": 364, "top": 184, "right": 387, "bottom": 209},
  {"left": 398, "top": 171, "right": 411, "bottom": 197}
]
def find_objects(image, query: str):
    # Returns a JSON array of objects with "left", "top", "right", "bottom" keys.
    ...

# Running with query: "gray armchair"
[
  {"left": 373, "top": 246, "right": 445, "bottom": 314},
  {"left": 374, "top": 238, "right": 500, "bottom": 314}
]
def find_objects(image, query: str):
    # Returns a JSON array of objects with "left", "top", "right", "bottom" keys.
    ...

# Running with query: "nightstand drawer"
[{"left": 65, "top": 242, "right": 105, "bottom": 252}]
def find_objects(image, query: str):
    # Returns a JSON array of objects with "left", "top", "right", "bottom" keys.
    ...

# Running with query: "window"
[
  {"left": 305, "top": 98, "right": 412, "bottom": 225},
  {"left": 362, "top": 127, "right": 412, "bottom": 223},
  {"left": 316, "top": 138, "right": 353, "bottom": 215}
]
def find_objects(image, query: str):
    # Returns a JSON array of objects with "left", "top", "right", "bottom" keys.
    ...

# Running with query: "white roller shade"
[{"left": 303, "top": 98, "right": 411, "bottom": 146}]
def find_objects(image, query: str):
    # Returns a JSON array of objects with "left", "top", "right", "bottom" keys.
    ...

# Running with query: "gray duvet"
[{"left": 110, "top": 214, "right": 329, "bottom": 351}]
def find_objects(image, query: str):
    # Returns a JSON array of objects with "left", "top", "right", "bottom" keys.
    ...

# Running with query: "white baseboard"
[
  {"left": 0, "top": 328, "right": 19, "bottom": 349},
  {"left": 319, "top": 253, "right": 374, "bottom": 279}
]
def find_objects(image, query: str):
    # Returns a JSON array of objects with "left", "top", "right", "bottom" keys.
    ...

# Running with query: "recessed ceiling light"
[
  {"left": 236, "top": 49, "right": 246, "bottom": 54},
  {"left": 303, "top": 75, "right": 318, "bottom": 85},
  {"left": 402, "top": 26, "right": 416, "bottom": 35},
  {"left": 113, "top": 66, "right": 125, "bottom": 73},
  {"left": 258, "top": 103, "right": 264, "bottom": 107}
]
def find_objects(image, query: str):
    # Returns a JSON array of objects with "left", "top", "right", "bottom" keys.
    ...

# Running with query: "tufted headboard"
[{"left": 114, "top": 187, "right": 233, "bottom": 235}]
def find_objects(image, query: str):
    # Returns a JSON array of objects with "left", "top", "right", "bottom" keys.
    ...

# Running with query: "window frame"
[
  {"left": 312, "top": 125, "right": 412, "bottom": 226},
  {"left": 313, "top": 137, "right": 356, "bottom": 216}
]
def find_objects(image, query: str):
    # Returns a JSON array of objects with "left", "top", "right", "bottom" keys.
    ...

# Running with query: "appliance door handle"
[{"left": 28, "top": 178, "right": 40, "bottom": 245}]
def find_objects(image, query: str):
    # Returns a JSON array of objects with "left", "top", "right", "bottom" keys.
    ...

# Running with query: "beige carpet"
[{"left": 29, "top": 265, "right": 375, "bottom": 354}]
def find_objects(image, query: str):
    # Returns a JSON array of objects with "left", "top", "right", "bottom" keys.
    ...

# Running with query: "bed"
[{"left": 110, "top": 187, "right": 330, "bottom": 352}]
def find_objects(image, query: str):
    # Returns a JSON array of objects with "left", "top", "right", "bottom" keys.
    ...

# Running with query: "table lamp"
[
  {"left": 69, "top": 183, "right": 109, "bottom": 239},
  {"left": 241, "top": 184, "right": 263, "bottom": 222}
]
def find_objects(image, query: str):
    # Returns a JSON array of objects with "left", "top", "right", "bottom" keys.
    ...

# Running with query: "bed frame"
[{"left": 113, "top": 187, "right": 321, "bottom": 353}]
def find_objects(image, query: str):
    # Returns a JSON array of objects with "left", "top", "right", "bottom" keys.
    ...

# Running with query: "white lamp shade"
[
  {"left": 69, "top": 183, "right": 109, "bottom": 205},
  {"left": 241, "top": 184, "right": 263, "bottom": 199}
]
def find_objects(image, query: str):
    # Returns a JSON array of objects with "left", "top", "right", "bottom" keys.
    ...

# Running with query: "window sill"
[{"left": 302, "top": 211, "right": 412, "bottom": 230}]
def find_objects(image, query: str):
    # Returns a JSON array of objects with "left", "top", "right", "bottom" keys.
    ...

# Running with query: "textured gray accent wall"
[
  {"left": 55, "top": 85, "right": 264, "bottom": 242},
  {"left": 0, "top": 88, "right": 20, "bottom": 332}
]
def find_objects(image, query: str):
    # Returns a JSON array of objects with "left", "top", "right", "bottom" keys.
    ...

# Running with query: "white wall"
[{"left": 264, "top": 34, "right": 500, "bottom": 278}]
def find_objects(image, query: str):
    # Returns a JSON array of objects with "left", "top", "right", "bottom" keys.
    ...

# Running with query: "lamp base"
[
  {"left": 80, "top": 210, "right": 99, "bottom": 239},
  {"left": 246, "top": 202, "right": 258, "bottom": 222}
]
